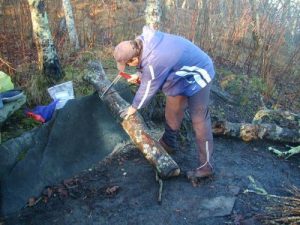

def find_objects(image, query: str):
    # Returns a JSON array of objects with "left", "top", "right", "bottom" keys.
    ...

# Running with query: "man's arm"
[{"left": 132, "top": 64, "right": 168, "bottom": 110}]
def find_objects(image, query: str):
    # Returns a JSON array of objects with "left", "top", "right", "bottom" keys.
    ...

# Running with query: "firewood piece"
[{"left": 84, "top": 61, "right": 180, "bottom": 179}]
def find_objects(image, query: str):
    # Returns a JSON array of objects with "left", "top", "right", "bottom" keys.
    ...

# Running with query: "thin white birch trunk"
[
  {"left": 28, "top": 0, "right": 63, "bottom": 81},
  {"left": 62, "top": 0, "right": 79, "bottom": 51},
  {"left": 165, "top": 0, "right": 177, "bottom": 9},
  {"left": 145, "top": 0, "right": 162, "bottom": 29},
  {"left": 181, "top": 0, "right": 187, "bottom": 9}
]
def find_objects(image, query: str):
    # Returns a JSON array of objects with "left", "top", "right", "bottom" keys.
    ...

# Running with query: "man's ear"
[{"left": 131, "top": 57, "right": 139, "bottom": 65}]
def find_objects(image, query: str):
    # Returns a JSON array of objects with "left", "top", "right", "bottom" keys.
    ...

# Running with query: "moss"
[
  {"left": 62, "top": 64, "right": 94, "bottom": 97},
  {"left": 1, "top": 108, "right": 41, "bottom": 142}
]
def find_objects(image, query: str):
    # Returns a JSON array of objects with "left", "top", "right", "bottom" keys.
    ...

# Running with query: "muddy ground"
[{"left": 2, "top": 128, "right": 300, "bottom": 225}]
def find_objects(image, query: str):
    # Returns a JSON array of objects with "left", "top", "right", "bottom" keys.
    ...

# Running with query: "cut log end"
[{"left": 122, "top": 116, "right": 181, "bottom": 179}]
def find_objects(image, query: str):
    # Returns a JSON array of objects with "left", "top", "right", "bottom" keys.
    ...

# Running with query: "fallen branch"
[
  {"left": 83, "top": 61, "right": 180, "bottom": 179},
  {"left": 211, "top": 84, "right": 236, "bottom": 105},
  {"left": 212, "top": 119, "right": 300, "bottom": 144},
  {"left": 155, "top": 171, "right": 163, "bottom": 203},
  {"left": 244, "top": 177, "right": 300, "bottom": 224},
  {"left": 268, "top": 145, "right": 300, "bottom": 159},
  {"left": 0, "top": 56, "right": 16, "bottom": 73}
]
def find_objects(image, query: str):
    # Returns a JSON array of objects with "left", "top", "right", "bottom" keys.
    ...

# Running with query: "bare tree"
[
  {"left": 165, "top": 0, "right": 178, "bottom": 9},
  {"left": 145, "top": 0, "right": 162, "bottom": 29},
  {"left": 181, "top": 0, "right": 187, "bottom": 9},
  {"left": 0, "top": 0, "right": 4, "bottom": 16},
  {"left": 62, "top": 0, "right": 79, "bottom": 51},
  {"left": 27, "top": 0, "right": 63, "bottom": 81},
  {"left": 244, "top": 0, "right": 262, "bottom": 73}
]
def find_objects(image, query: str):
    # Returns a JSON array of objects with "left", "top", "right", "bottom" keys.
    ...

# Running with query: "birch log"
[
  {"left": 84, "top": 61, "right": 180, "bottom": 179},
  {"left": 212, "top": 120, "right": 300, "bottom": 144},
  {"left": 62, "top": 0, "right": 80, "bottom": 50},
  {"left": 28, "top": 0, "right": 63, "bottom": 81}
]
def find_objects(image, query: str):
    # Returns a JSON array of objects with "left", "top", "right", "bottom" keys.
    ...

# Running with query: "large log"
[
  {"left": 83, "top": 61, "right": 180, "bottom": 179},
  {"left": 212, "top": 119, "right": 300, "bottom": 144},
  {"left": 252, "top": 109, "right": 300, "bottom": 129}
]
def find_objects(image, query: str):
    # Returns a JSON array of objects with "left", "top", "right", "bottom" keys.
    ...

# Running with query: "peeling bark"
[
  {"left": 62, "top": 0, "right": 79, "bottom": 51},
  {"left": 28, "top": 0, "right": 63, "bottom": 81},
  {"left": 84, "top": 61, "right": 180, "bottom": 179}
]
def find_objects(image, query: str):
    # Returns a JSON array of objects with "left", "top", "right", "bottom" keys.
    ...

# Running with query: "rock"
[
  {"left": 228, "top": 185, "right": 241, "bottom": 196},
  {"left": 198, "top": 196, "right": 236, "bottom": 218}
]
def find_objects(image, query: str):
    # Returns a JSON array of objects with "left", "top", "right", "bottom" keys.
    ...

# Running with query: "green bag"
[{"left": 0, "top": 71, "right": 14, "bottom": 93}]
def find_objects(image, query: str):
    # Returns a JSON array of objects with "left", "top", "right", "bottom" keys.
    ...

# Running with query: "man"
[{"left": 113, "top": 26, "right": 215, "bottom": 180}]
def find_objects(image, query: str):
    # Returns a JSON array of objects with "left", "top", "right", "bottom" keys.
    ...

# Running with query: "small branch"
[
  {"left": 268, "top": 145, "right": 300, "bottom": 159},
  {"left": 0, "top": 57, "right": 16, "bottom": 72},
  {"left": 156, "top": 171, "right": 163, "bottom": 203},
  {"left": 211, "top": 85, "right": 236, "bottom": 105}
]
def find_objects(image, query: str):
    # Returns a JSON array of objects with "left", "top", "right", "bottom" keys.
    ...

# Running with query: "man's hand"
[
  {"left": 120, "top": 105, "right": 137, "bottom": 120},
  {"left": 127, "top": 74, "right": 140, "bottom": 85}
]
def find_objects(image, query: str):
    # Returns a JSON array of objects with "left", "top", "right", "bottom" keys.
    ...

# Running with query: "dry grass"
[{"left": 261, "top": 186, "right": 300, "bottom": 225}]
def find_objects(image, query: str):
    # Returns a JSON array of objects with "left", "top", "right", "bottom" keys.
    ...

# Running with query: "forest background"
[
  {"left": 0, "top": 1, "right": 300, "bottom": 222},
  {"left": 0, "top": 0, "right": 299, "bottom": 113}
]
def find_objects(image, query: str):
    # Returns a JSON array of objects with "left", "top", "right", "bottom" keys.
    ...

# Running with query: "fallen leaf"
[
  {"left": 43, "top": 197, "right": 48, "bottom": 203},
  {"left": 58, "top": 187, "right": 68, "bottom": 198},
  {"left": 105, "top": 186, "right": 120, "bottom": 195},
  {"left": 63, "top": 178, "right": 77, "bottom": 187},
  {"left": 28, "top": 197, "right": 36, "bottom": 207},
  {"left": 45, "top": 187, "right": 53, "bottom": 198}
]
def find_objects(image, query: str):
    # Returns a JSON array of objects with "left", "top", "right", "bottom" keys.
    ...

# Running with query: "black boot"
[{"left": 159, "top": 123, "right": 179, "bottom": 154}]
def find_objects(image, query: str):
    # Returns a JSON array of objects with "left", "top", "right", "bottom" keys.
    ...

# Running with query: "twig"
[
  {"left": 155, "top": 171, "right": 163, "bottom": 204},
  {"left": 268, "top": 145, "right": 300, "bottom": 159},
  {"left": 0, "top": 57, "right": 16, "bottom": 72}
]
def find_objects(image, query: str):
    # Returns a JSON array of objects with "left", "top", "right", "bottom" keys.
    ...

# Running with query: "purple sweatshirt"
[{"left": 132, "top": 27, "right": 215, "bottom": 110}]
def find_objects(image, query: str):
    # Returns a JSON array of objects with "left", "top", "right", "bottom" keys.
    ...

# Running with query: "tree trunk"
[
  {"left": 28, "top": 0, "right": 63, "bottom": 81},
  {"left": 62, "top": 0, "right": 79, "bottom": 51},
  {"left": 145, "top": 0, "right": 162, "bottom": 29},
  {"left": 246, "top": 0, "right": 262, "bottom": 73},
  {"left": 83, "top": 61, "right": 180, "bottom": 179}
]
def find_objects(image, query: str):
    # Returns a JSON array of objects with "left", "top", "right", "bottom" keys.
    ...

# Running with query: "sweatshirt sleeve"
[{"left": 132, "top": 63, "right": 168, "bottom": 109}]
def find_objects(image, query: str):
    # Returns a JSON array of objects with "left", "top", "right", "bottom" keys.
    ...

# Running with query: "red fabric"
[{"left": 26, "top": 112, "right": 46, "bottom": 123}]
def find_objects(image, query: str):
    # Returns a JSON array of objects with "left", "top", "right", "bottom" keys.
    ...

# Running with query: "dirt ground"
[
  {"left": 2, "top": 129, "right": 300, "bottom": 225},
  {"left": 1, "top": 71, "right": 300, "bottom": 224}
]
